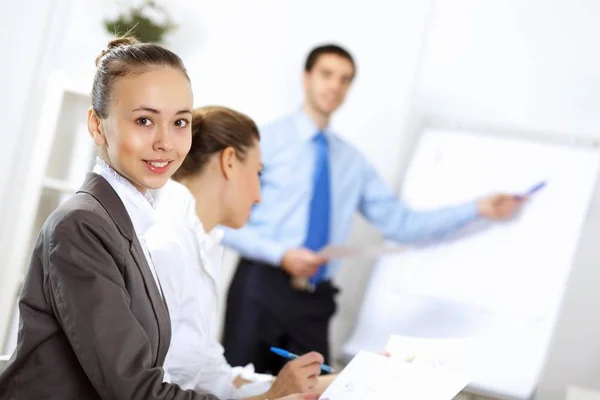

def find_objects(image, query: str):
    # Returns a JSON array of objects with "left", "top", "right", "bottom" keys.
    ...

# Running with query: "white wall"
[
  {"left": 0, "top": 0, "right": 55, "bottom": 260},
  {"left": 536, "top": 184, "right": 600, "bottom": 399},
  {"left": 0, "top": 0, "right": 55, "bottom": 191},
  {"left": 418, "top": 0, "right": 600, "bottom": 137},
  {"left": 0, "top": 0, "right": 76, "bottom": 350}
]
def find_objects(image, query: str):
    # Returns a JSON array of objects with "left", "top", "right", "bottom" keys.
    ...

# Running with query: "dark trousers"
[{"left": 222, "top": 258, "right": 338, "bottom": 375}]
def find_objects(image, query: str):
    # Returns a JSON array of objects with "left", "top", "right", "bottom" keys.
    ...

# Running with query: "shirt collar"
[
  {"left": 293, "top": 106, "right": 333, "bottom": 142},
  {"left": 200, "top": 225, "right": 224, "bottom": 252},
  {"left": 92, "top": 157, "right": 155, "bottom": 237},
  {"left": 156, "top": 179, "right": 224, "bottom": 250}
]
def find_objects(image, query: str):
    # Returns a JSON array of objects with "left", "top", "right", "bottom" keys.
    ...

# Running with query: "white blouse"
[
  {"left": 146, "top": 180, "right": 272, "bottom": 399},
  {"left": 92, "top": 157, "right": 162, "bottom": 297}
]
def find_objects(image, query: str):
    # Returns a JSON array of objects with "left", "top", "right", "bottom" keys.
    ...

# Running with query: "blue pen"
[
  {"left": 270, "top": 347, "right": 335, "bottom": 373},
  {"left": 519, "top": 181, "right": 547, "bottom": 199}
]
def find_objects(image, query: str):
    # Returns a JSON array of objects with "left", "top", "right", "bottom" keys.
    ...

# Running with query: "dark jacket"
[{"left": 0, "top": 173, "right": 221, "bottom": 400}]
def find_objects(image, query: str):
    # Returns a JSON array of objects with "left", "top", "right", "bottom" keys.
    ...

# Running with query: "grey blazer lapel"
[{"left": 78, "top": 173, "right": 171, "bottom": 366}]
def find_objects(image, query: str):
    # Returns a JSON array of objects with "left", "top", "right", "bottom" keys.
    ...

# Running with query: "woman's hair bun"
[{"left": 95, "top": 36, "right": 140, "bottom": 66}]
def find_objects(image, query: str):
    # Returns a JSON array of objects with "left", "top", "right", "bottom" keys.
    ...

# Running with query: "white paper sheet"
[
  {"left": 385, "top": 334, "right": 473, "bottom": 369},
  {"left": 320, "top": 350, "right": 471, "bottom": 400}
]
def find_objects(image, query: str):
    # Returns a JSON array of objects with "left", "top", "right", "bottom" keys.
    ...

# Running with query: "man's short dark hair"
[{"left": 304, "top": 44, "right": 356, "bottom": 75}]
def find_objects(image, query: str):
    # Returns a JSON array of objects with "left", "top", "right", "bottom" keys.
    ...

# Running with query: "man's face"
[{"left": 303, "top": 53, "right": 355, "bottom": 117}]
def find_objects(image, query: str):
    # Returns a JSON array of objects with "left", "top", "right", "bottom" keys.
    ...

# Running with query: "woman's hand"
[
  {"left": 265, "top": 352, "right": 324, "bottom": 398},
  {"left": 273, "top": 394, "right": 322, "bottom": 400}
]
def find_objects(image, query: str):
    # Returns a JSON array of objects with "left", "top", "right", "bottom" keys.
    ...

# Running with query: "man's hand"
[
  {"left": 477, "top": 194, "right": 524, "bottom": 220},
  {"left": 264, "top": 352, "right": 324, "bottom": 398},
  {"left": 281, "top": 248, "right": 327, "bottom": 278}
]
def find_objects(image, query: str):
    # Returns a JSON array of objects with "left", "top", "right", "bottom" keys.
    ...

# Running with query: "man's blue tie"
[{"left": 304, "top": 132, "right": 331, "bottom": 287}]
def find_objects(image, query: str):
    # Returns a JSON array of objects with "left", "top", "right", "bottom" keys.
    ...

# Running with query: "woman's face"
[
  {"left": 89, "top": 66, "right": 193, "bottom": 193},
  {"left": 222, "top": 141, "right": 262, "bottom": 228}
]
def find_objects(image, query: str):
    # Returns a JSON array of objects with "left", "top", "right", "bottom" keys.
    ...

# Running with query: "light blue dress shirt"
[{"left": 221, "top": 108, "right": 479, "bottom": 279}]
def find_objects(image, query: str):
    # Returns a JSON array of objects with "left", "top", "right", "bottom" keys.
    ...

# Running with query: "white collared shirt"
[
  {"left": 92, "top": 157, "right": 163, "bottom": 298},
  {"left": 146, "top": 180, "right": 272, "bottom": 399}
]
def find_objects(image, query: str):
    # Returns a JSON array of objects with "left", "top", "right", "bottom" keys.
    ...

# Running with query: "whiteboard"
[{"left": 343, "top": 128, "right": 600, "bottom": 399}]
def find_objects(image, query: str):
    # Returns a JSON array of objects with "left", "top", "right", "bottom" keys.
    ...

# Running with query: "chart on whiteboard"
[
  {"left": 387, "top": 129, "right": 600, "bottom": 318},
  {"left": 343, "top": 128, "right": 600, "bottom": 399}
]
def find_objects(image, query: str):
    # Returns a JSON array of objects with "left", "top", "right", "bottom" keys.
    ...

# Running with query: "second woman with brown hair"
[{"left": 146, "top": 107, "right": 328, "bottom": 400}]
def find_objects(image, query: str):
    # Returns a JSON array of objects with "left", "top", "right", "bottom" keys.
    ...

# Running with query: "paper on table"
[
  {"left": 319, "top": 350, "right": 471, "bottom": 400},
  {"left": 318, "top": 243, "right": 405, "bottom": 260},
  {"left": 386, "top": 334, "right": 474, "bottom": 369}
]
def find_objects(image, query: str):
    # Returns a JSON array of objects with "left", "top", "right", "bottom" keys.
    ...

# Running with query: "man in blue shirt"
[{"left": 221, "top": 44, "right": 523, "bottom": 375}]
